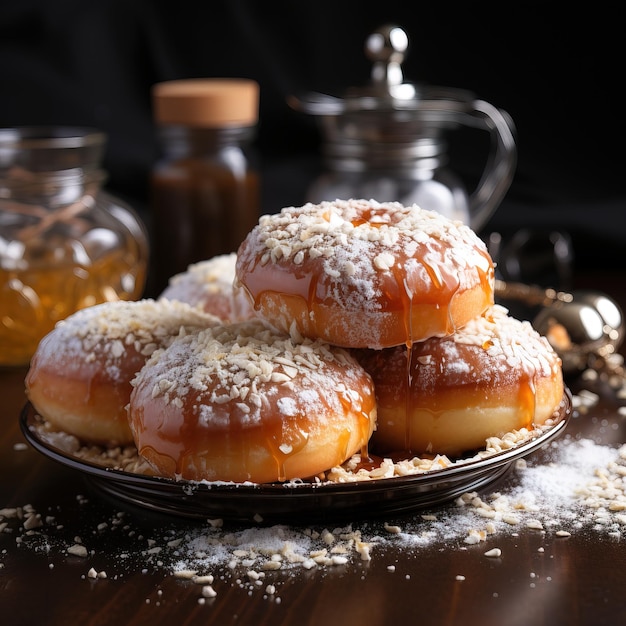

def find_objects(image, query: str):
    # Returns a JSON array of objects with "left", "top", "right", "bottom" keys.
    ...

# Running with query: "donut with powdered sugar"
[
  {"left": 235, "top": 199, "right": 495, "bottom": 349},
  {"left": 25, "top": 299, "right": 219, "bottom": 445},
  {"left": 159, "top": 253, "right": 255, "bottom": 322},
  {"left": 128, "top": 319, "right": 377, "bottom": 483},
  {"left": 355, "top": 305, "right": 565, "bottom": 457}
]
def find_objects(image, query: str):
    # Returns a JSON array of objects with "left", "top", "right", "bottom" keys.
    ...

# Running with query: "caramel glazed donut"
[
  {"left": 159, "top": 253, "right": 255, "bottom": 323},
  {"left": 355, "top": 305, "right": 565, "bottom": 458},
  {"left": 25, "top": 299, "right": 219, "bottom": 446},
  {"left": 235, "top": 199, "right": 495, "bottom": 349},
  {"left": 128, "top": 319, "right": 377, "bottom": 484}
]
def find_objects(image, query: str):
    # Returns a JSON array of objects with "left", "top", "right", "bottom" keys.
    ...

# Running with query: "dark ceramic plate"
[{"left": 20, "top": 391, "right": 572, "bottom": 524}]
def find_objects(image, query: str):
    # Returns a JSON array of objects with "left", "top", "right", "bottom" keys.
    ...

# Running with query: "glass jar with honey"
[
  {"left": 0, "top": 127, "right": 149, "bottom": 367},
  {"left": 150, "top": 78, "right": 260, "bottom": 295}
]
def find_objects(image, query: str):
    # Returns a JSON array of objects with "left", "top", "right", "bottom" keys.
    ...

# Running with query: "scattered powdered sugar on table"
[
  {"left": 160, "top": 435, "right": 626, "bottom": 578},
  {"left": 404, "top": 436, "right": 626, "bottom": 546}
]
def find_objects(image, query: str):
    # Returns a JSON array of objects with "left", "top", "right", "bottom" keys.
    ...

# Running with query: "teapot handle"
[{"left": 461, "top": 99, "right": 517, "bottom": 232}]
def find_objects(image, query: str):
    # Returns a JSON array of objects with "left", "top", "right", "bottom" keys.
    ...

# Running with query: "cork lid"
[{"left": 152, "top": 79, "right": 259, "bottom": 128}]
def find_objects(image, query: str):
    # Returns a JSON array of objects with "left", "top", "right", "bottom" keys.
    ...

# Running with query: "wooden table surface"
[{"left": 2, "top": 274, "right": 626, "bottom": 626}]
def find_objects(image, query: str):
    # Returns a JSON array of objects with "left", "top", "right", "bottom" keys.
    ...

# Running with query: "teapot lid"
[{"left": 292, "top": 25, "right": 475, "bottom": 118}]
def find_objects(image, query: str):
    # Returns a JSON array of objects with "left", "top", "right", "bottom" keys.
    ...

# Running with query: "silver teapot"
[{"left": 291, "top": 24, "right": 517, "bottom": 232}]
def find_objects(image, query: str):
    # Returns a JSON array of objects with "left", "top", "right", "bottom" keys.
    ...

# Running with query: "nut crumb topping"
[
  {"left": 244, "top": 199, "right": 491, "bottom": 294},
  {"left": 135, "top": 319, "right": 367, "bottom": 428},
  {"left": 32, "top": 299, "right": 218, "bottom": 383}
]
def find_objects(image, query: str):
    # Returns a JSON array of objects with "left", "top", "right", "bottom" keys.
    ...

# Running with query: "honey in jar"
[
  {"left": 0, "top": 127, "right": 148, "bottom": 367},
  {"left": 150, "top": 78, "right": 260, "bottom": 294}
]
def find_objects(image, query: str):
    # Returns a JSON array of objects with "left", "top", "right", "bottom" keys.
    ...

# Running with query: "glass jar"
[
  {"left": 0, "top": 127, "right": 149, "bottom": 367},
  {"left": 150, "top": 78, "right": 260, "bottom": 294}
]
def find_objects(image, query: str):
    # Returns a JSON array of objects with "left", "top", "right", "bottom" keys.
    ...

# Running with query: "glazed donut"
[
  {"left": 235, "top": 199, "right": 495, "bottom": 349},
  {"left": 25, "top": 299, "right": 218, "bottom": 446},
  {"left": 159, "top": 253, "right": 255, "bottom": 322},
  {"left": 128, "top": 319, "right": 377, "bottom": 483},
  {"left": 355, "top": 305, "right": 564, "bottom": 457}
]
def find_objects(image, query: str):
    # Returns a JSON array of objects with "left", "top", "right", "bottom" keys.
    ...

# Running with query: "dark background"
[{"left": 1, "top": 0, "right": 624, "bottom": 282}]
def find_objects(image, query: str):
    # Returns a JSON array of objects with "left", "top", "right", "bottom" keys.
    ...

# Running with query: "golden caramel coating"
[
  {"left": 235, "top": 199, "right": 494, "bottom": 349},
  {"left": 25, "top": 299, "right": 219, "bottom": 445},
  {"left": 355, "top": 305, "right": 564, "bottom": 456},
  {"left": 128, "top": 319, "right": 377, "bottom": 483}
]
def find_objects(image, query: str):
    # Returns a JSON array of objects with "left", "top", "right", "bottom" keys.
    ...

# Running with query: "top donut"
[{"left": 235, "top": 199, "right": 495, "bottom": 349}]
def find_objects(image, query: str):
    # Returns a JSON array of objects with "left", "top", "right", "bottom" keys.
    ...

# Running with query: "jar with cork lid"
[{"left": 150, "top": 78, "right": 260, "bottom": 294}]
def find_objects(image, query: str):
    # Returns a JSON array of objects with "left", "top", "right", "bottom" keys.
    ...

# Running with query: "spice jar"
[
  {"left": 150, "top": 78, "right": 260, "bottom": 294},
  {"left": 0, "top": 127, "right": 149, "bottom": 367}
]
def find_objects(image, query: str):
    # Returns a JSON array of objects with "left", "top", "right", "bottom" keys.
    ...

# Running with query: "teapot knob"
[{"left": 365, "top": 25, "right": 409, "bottom": 89}]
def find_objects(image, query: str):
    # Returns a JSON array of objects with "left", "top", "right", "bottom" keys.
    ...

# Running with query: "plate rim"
[{"left": 20, "top": 389, "right": 572, "bottom": 498}]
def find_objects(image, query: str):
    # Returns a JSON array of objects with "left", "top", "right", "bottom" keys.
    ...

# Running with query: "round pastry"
[
  {"left": 355, "top": 305, "right": 565, "bottom": 457},
  {"left": 159, "top": 253, "right": 255, "bottom": 322},
  {"left": 128, "top": 319, "right": 377, "bottom": 483},
  {"left": 236, "top": 200, "right": 494, "bottom": 348},
  {"left": 235, "top": 198, "right": 495, "bottom": 349},
  {"left": 25, "top": 299, "right": 219, "bottom": 446}
]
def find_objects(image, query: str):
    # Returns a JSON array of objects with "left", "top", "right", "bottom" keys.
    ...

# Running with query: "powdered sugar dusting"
[
  {"left": 413, "top": 304, "right": 562, "bottom": 388},
  {"left": 30, "top": 299, "right": 219, "bottom": 383},
  {"left": 159, "top": 253, "right": 254, "bottom": 322},
  {"left": 134, "top": 319, "right": 372, "bottom": 429},
  {"left": 241, "top": 199, "right": 492, "bottom": 308},
  {"left": 164, "top": 254, "right": 237, "bottom": 294},
  {"left": 452, "top": 304, "right": 558, "bottom": 378}
]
